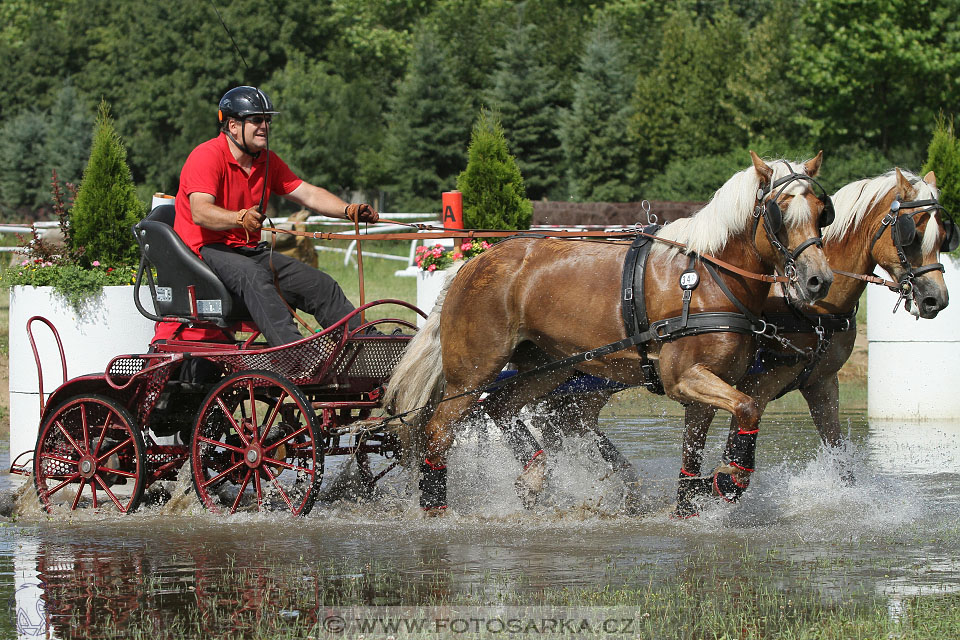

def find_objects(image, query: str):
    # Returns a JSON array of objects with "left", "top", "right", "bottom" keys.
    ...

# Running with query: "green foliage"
[
  {"left": 0, "top": 83, "right": 91, "bottom": 218},
  {"left": 0, "top": 262, "right": 136, "bottom": 313},
  {"left": 382, "top": 25, "right": 474, "bottom": 212},
  {"left": 631, "top": 8, "right": 748, "bottom": 183},
  {"left": 457, "top": 110, "right": 532, "bottom": 230},
  {"left": 486, "top": 20, "right": 564, "bottom": 201},
  {"left": 70, "top": 100, "right": 144, "bottom": 267},
  {"left": 559, "top": 15, "right": 638, "bottom": 201},
  {"left": 923, "top": 115, "right": 960, "bottom": 226}
]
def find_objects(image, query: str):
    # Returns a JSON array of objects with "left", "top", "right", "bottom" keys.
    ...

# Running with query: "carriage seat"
[{"left": 133, "top": 204, "right": 251, "bottom": 327}]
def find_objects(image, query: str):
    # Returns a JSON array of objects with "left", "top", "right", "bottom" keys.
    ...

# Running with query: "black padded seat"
[{"left": 133, "top": 204, "right": 250, "bottom": 326}]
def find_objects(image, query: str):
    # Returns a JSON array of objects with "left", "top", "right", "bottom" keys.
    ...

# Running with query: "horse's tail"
[{"left": 383, "top": 261, "right": 466, "bottom": 462}]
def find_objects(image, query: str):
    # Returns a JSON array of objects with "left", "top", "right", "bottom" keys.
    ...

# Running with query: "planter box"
[
  {"left": 415, "top": 269, "right": 450, "bottom": 328},
  {"left": 867, "top": 257, "right": 960, "bottom": 420},
  {"left": 8, "top": 285, "right": 156, "bottom": 460}
]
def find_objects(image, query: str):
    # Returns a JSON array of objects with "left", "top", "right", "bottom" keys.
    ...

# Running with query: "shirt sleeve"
[
  {"left": 179, "top": 142, "right": 225, "bottom": 199},
  {"left": 269, "top": 152, "right": 303, "bottom": 196}
]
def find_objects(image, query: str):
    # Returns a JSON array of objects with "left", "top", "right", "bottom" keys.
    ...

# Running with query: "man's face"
[{"left": 230, "top": 115, "right": 271, "bottom": 151}]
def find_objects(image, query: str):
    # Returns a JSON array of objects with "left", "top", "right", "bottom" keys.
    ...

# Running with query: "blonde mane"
[
  {"left": 653, "top": 158, "right": 816, "bottom": 257},
  {"left": 825, "top": 170, "right": 941, "bottom": 254}
]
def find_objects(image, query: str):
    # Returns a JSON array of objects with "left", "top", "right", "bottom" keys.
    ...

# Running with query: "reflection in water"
[{"left": 3, "top": 408, "right": 960, "bottom": 638}]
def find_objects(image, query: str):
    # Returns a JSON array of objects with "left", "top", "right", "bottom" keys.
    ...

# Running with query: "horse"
[
  {"left": 385, "top": 151, "right": 835, "bottom": 513},
  {"left": 529, "top": 168, "right": 954, "bottom": 515}
]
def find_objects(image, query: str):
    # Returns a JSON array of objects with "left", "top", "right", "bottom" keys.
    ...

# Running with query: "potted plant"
[
  {"left": 2, "top": 100, "right": 154, "bottom": 460},
  {"left": 414, "top": 239, "right": 491, "bottom": 324}
]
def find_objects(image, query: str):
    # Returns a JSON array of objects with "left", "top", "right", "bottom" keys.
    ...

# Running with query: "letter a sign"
[{"left": 441, "top": 191, "right": 463, "bottom": 230}]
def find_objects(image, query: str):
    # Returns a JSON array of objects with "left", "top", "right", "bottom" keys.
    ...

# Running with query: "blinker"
[
  {"left": 894, "top": 213, "right": 917, "bottom": 246},
  {"left": 818, "top": 196, "right": 835, "bottom": 228},
  {"left": 764, "top": 199, "right": 783, "bottom": 234},
  {"left": 941, "top": 218, "right": 959, "bottom": 253}
]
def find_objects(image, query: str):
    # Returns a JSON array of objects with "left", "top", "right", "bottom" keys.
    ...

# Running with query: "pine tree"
[
  {"left": 923, "top": 114, "right": 960, "bottom": 227},
  {"left": 381, "top": 25, "right": 474, "bottom": 213},
  {"left": 70, "top": 100, "right": 144, "bottom": 267},
  {"left": 457, "top": 109, "right": 532, "bottom": 230},
  {"left": 486, "top": 20, "right": 564, "bottom": 201},
  {"left": 558, "top": 16, "right": 638, "bottom": 202}
]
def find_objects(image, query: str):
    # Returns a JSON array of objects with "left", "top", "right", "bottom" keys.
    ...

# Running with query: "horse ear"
[
  {"left": 804, "top": 150, "right": 824, "bottom": 177},
  {"left": 923, "top": 170, "right": 938, "bottom": 189},
  {"left": 750, "top": 150, "right": 772, "bottom": 184},
  {"left": 895, "top": 168, "right": 915, "bottom": 199}
]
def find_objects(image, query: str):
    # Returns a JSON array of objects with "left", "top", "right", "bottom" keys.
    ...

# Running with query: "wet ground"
[{"left": 2, "top": 401, "right": 959, "bottom": 638}]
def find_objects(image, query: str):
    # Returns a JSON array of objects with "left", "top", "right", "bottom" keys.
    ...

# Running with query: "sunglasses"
[{"left": 245, "top": 115, "right": 272, "bottom": 125}]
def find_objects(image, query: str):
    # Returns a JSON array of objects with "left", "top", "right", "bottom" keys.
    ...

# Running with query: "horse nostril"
[
  {"left": 807, "top": 276, "right": 822, "bottom": 293},
  {"left": 923, "top": 296, "right": 938, "bottom": 312}
]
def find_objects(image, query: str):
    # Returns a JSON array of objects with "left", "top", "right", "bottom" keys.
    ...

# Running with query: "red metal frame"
[{"left": 23, "top": 299, "right": 426, "bottom": 513}]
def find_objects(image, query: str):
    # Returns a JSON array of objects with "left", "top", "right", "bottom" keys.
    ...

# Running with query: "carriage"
[{"left": 25, "top": 204, "right": 422, "bottom": 516}]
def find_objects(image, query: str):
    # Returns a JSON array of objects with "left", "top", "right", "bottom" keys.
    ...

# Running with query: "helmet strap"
[{"left": 225, "top": 118, "right": 262, "bottom": 159}]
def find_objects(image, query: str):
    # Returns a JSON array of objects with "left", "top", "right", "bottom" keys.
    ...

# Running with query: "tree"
[
  {"left": 270, "top": 55, "right": 384, "bottom": 198},
  {"left": 790, "top": 0, "right": 960, "bottom": 158},
  {"left": 558, "top": 15, "right": 638, "bottom": 201},
  {"left": 70, "top": 101, "right": 145, "bottom": 267},
  {"left": 457, "top": 109, "right": 532, "bottom": 230},
  {"left": 923, "top": 114, "right": 960, "bottom": 227},
  {"left": 381, "top": 25, "right": 474, "bottom": 212},
  {"left": 630, "top": 8, "right": 748, "bottom": 183},
  {"left": 485, "top": 20, "right": 565, "bottom": 201}
]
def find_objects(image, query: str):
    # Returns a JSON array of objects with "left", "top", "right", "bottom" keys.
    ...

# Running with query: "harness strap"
[{"left": 621, "top": 227, "right": 663, "bottom": 393}]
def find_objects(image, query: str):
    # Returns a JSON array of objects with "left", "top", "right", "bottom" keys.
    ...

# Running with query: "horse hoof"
[
  {"left": 713, "top": 471, "right": 749, "bottom": 503},
  {"left": 515, "top": 454, "right": 546, "bottom": 509},
  {"left": 422, "top": 506, "right": 447, "bottom": 517},
  {"left": 671, "top": 498, "right": 699, "bottom": 519}
]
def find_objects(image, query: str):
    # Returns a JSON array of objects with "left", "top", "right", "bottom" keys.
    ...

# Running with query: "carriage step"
[{"left": 9, "top": 450, "right": 33, "bottom": 476}]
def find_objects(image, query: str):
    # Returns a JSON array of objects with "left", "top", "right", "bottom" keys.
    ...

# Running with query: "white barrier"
[
  {"left": 867, "top": 257, "right": 960, "bottom": 420},
  {"left": 8, "top": 286, "right": 156, "bottom": 461}
]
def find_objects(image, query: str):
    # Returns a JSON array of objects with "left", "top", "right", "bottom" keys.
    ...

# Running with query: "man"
[{"left": 173, "top": 86, "right": 378, "bottom": 346}]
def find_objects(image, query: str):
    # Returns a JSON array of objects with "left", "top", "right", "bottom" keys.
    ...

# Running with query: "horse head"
[
  {"left": 829, "top": 168, "right": 951, "bottom": 319},
  {"left": 749, "top": 150, "right": 834, "bottom": 303}
]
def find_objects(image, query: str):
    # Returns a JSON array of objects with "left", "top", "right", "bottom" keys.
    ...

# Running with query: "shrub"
[
  {"left": 70, "top": 100, "right": 145, "bottom": 267},
  {"left": 457, "top": 109, "right": 532, "bottom": 231},
  {"left": 922, "top": 113, "right": 960, "bottom": 226}
]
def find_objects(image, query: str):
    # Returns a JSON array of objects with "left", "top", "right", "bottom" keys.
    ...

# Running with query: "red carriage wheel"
[
  {"left": 33, "top": 395, "right": 146, "bottom": 513},
  {"left": 191, "top": 370, "right": 323, "bottom": 516}
]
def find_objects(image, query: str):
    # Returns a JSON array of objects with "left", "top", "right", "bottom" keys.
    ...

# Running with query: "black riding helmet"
[{"left": 218, "top": 86, "right": 279, "bottom": 156}]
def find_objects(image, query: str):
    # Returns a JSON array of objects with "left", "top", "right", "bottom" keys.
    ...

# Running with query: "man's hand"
[
  {"left": 237, "top": 207, "right": 263, "bottom": 234},
  {"left": 345, "top": 203, "right": 379, "bottom": 224}
]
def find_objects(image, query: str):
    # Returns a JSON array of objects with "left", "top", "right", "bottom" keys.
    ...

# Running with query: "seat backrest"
[{"left": 134, "top": 204, "right": 248, "bottom": 323}]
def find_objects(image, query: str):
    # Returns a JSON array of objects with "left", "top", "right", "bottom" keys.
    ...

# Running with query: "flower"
[
  {"left": 415, "top": 239, "right": 491, "bottom": 272},
  {"left": 92, "top": 260, "right": 100, "bottom": 266}
]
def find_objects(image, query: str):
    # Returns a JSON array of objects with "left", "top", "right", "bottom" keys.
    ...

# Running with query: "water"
[{"left": 2, "top": 404, "right": 959, "bottom": 638}]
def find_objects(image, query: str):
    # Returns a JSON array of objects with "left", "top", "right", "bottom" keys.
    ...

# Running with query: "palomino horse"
[
  {"left": 385, "top": 152, "right": 834, "bottom": 512},
  {"left": 530, "top": 168, "right": 953, "bottom": 516}
]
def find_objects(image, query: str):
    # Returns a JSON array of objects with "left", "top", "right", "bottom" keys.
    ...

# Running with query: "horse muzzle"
[{"left": 791, "top": 259, "right": 833, "bottom": 303}]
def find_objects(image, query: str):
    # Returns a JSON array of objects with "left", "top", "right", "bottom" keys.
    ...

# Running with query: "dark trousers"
[{"left": 200, "top": 243, "right": 358, "bottom": 346}]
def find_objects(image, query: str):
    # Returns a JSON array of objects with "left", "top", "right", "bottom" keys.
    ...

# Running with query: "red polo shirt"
[{"left": 174, "top": 133, "right": 302, "bottom": 256}]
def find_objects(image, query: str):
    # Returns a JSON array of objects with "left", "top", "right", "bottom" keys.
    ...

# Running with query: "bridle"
[
  {"left": 753, "top": 166, "right": 835, "bottom": 283},
  {"left": 868, "top": 194, "right": 957, "bottom": 298}
]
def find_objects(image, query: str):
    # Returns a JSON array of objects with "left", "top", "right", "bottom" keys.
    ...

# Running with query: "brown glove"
[
  {"left": 237, "top": 207, "right": 263, "bottom": 243},
  {"left": 345, "top": 203, "right": 379, "bottom": 224}
]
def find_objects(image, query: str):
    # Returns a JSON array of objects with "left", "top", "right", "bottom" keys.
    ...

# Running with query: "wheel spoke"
[
  {"left": 260, "top": 392, "right": 287, "bottom": 444},
  {"left": 261, "top": 456, "right": 315, "bottom": 477},
  {"left": 71, "top": 478, "right": 87, "bottom": 510},
  {"left": 97, "top": 437, "right": 133, "bottom": 463},
  {"left": 197, "top": 435, "right": 245, "bottom": 455},
  {"left": 263, "top": 426, "right": 308, "bottom": 454},
  {"left": 99, "top": 466, "right": 138, "bottom": 479},
  {"left": 90, "top": 480, "right": 98, "bottom": 509},
  {"left": 93, "top": 413, "right": 115, "bottom": 457},
  {"left": 201, "top": 459, "right": 245, "bottom": 490},
  {"left": 39, "top": 452, "right": 80, "bottom": 469},
  {"left": 216, "top": 396, "right": 249, "bottom": 446},
  {"left": 55, "top": 420, "right": 85, "bottom": 457},
  {"left": 94, "top": 475, "right": 127, "bottom": 511},
  {"left": 80, "top": 404, "right": 91, "bottom": 453},
  {"left": 253, "top": 469, "right": 263, "bottom": 511},
  {"left": 261, "top": 466, "right": 295, "bottom": 511},
  {"left": 230, "top": 469, "right": 253, "bottom": 514},
  {"left": 245, "top": 380, "right": 257, "bottom": 437}
]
